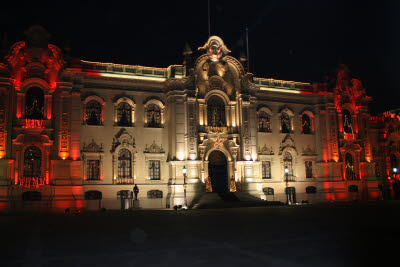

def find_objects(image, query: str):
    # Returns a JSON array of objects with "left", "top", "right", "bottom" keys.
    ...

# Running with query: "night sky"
[{"left": 1, "top": 0, "right": 399, "bottom": 114}]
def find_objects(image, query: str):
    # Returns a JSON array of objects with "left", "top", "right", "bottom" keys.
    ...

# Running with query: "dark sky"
[{"left": 1, "top": 0, "right": 399, "bottom": 114}]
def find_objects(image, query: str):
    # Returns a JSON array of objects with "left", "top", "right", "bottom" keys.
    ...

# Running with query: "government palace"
[{"left": 0, "top": 26, "right": 399, "bottom": 212}]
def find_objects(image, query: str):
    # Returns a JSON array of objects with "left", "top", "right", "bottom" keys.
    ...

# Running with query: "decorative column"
[
  {"left": 204, "top": 104, "right": 208, "bottom": 126},
  {"left": 199, "top": 102, "right": 204, "bottom": 125},
  {"left": 241, "top": 102, "right": 251, "bottom": 161},
  {"left": 327, "top": 105, "right": 339, "bottom": 162},
  {"left": 186, "top": 97, "right": 197, "bottom": 160},
  {"left": 225, "top": 105, "right": 230, "bottom": 127}
]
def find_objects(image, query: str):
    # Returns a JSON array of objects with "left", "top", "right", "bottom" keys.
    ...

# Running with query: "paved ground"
[{"left": 1, "top": 202, "right": 399, "bottom": 267}]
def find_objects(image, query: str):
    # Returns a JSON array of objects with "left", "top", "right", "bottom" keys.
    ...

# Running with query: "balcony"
[
  {"left": 115, "top": 178, "right": 135, "bottom": 184},
  {"left": 198, "top": 125, "right": 238, "bottom": 134}
]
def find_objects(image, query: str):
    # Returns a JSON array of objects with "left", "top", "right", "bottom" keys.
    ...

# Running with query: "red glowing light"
[{"left": 22, "top": 119, "right": 45, "bottom": 128}]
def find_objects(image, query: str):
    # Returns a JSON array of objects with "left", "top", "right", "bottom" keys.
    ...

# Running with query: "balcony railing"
[
  {"left": 115, "top": 178, "right": 135, "bottom": 184},
  {"left": 198, "top": 125, "right": 238, "bottom": 134},
  {"left": 20, "top": 119, "right": 46, "bottom": 129},
  {"left": 343, "top": 133, "right": 356, "bottom": 140},
  {"left": 18, "top": 177, "right": 46, "bottom": 187},
  {"left": 284, "top": 175, "right": 296, "bottom": 182}
]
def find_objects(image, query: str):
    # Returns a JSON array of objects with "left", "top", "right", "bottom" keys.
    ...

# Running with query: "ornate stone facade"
[{"left": 0, "top": 27, "right": 395, "bottom": 212}]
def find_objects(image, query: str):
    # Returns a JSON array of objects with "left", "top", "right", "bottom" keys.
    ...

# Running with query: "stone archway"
[{"left": 208, "top": 150, "right": 228, "bottom": 193}]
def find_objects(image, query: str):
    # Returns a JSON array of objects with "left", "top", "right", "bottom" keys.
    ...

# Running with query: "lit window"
[
  {"left": 117, "top": 102, "right": 132, "bottom": 126},
  {"left": 258, "top": 111, "right": 271, "bottom": 132},
  {"left": 25, "top": 87, "right": 44, "bottom": 120},
  {"left": 149, "top": 160, "right": 160, "bottom": 180},
  {"left": 86, "top": 100, "right": 102, "bottom": 125},
  {"left": 281, "top": 112, "right": 291, "bottom": 133},
  {"left": 345, "top": 153, "right": 356, "bottom": 180},
  {"left": 305, "top": 161, "right": 313, "bottom": 178},
  {"left": 87, "top": 160, "right": 100, "bottom": 180},
  {"left": 283, "top": 152, "right": 293, "bottom": 177},
  {"left": 146, "top": 104, "right": 161, "bottom": 128},
  {"left": 23, "top": 146, "right": 42, "bottom": 178},
  {"left": 262, "top": 161, "right": 271, "bottom": 179},
  {"left": 343, "top": 110, "right": 353, "bottom": 134},
  {"left": 118, "top": 149, "right": 132, "bottom": 179},
  {"left": 207, "top": 95, "right": 226, "bottom": 127},
  {"left": 301, "top": 114, "right": 312, "bottom": 134}
]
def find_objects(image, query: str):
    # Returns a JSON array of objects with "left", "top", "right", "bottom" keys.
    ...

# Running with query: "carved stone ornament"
[
  {"left": 212, "top": 133, "right": 227, "bottom": 148},
  {"left": 207, "top": 75, "right": 227, "bottom": 93},
  {"left": 144, "top": 141, "right": 165, "bottom": 153},
  {"left": 198, "top": 36, "right": 231, "bottom": 62},
  {"left": 82, "top": 139, "right": 103, "bottom": 153},
  {"left": 111, "top": 128, "right": 135, "bottom": 152},
  {"left": 259, "top": 144, "right": 274, "bottom": 155},
  {"left": 302, "top": 145, "right": 315, "bottom": 156},
  {"left": 279, "top": 134, "right": 297, "bottom": 155}
]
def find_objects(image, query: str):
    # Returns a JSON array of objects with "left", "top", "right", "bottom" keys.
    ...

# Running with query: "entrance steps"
[{"left": 191, "top": 192, "right": 282, "bottom": 209}]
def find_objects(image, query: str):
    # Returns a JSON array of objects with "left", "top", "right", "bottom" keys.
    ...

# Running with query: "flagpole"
[
  {"left": 246, "top": 27, "right": 249, "bottom": 72},
  {"left": 208, "top": 0, "right": 211, "bottom": 36}
]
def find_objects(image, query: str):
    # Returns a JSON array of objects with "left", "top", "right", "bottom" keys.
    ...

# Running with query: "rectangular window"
[
  {"left": 149, "top": 160, "right": 160, "bottom": 180},
  {"left": 262, "top": 161, "right": 271, "bottom": 179},
  {"left": 87, "top": 160, "right": 100, "bottom": 180},
  {"left": 305, "top": 161, "right": 313, "bottom": 178}
]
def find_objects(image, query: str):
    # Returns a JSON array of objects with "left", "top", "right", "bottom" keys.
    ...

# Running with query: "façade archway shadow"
[{"left": 208, "top": 150, "right": 228, "bottom": 193}]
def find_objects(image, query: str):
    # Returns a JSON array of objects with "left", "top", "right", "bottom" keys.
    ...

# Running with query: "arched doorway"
[{"left": 208, "top": 150, "right": 228, "bottom": 193}]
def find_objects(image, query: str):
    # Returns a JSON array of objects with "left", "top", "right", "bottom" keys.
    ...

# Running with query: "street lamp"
[
  {"left": 285, "top": 166, "right": 290, "bottom": 205},
  {"left": 394, "top": 167, "right": 398, "bottom": 180},
  {"left": 183, "top": 166, "right": 187, "bottom": 209}
]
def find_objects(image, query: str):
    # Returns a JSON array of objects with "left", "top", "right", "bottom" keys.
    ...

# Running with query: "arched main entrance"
[{"left": 208, "top": 150, "right": 228, "bottom": 193}]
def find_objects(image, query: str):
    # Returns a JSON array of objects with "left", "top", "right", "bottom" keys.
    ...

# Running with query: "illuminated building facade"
[{"left": 0, "top": 26, "right": 395, "bottom": 211}]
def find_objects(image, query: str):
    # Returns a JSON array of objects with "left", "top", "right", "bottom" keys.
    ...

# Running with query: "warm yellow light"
[
  {"left": 59, "top": 152, "right": 69, "bottom": 160},
  {"left": 177, "top": 152, "right": 185, "bottom": 161}
]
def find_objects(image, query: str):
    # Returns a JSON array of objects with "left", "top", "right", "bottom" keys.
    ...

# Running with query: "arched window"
[
  {"left": 345, "top": 153, "right": 356, "bottom": 180},
  {"left": 117, "top": 102, "right": 131, "bottom": 126},
  {"left": 281, "top": 112, "right": 291, "bottom": 133},
  {"left": 390, "top": 154, "right": 398, "bottom": 174},
  {"left": 25, "top": 87, "right": 44, "bottom": 119},
  {"left": 146, "top": 104, "right": 161, "bottom": 127},
  {"left": 23, "top": 146, "right": 42, "bottom": 178},
  {"left": 283, "top": 152, "right": 293, "bottom": 178},
  {"left": 343, "top": 110, "right": 353, "bottom": 134},
  {"left": 258, "top": 111, "right": 271, "bottom": 132},
  {"left": 118, "top": 149, "right": 132, "bottom": 179},
  {"left": 207, "top": 95, "right": 226, "bottom": 127},
  {"left": 301, "top": 114, "right": 312, "bottom": 134},
  {"left": 86, "top": 100, "right": 102, "bottom": 125}
]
